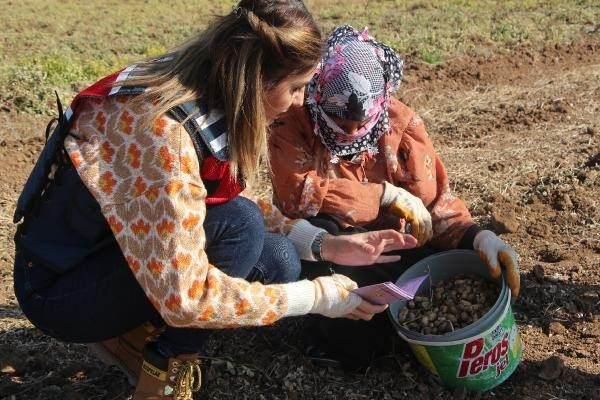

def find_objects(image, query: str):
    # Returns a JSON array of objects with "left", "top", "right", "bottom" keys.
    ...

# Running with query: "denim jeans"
[{"left": 14, "top": 196, "right": 301, "bottom": 355}]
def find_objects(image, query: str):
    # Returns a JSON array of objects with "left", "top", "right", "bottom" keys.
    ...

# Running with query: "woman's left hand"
[
  {"left": 473, "top": 230, "right": 520, "bottom": 299},
  {"left": 321, "top": 229, "right": 418, "bottom": 266}
]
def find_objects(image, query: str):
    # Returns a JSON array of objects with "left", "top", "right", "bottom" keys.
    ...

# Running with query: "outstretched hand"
[{"left": 321, "top": 229, "right": 418, "bottom": 266}]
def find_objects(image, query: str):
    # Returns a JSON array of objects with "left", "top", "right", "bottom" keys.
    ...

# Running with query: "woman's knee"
[
  {"left": 221, "top": 197, "right": 265, "bottom": 240},
  {"left": 254, "top": 233, "right": 301, "bottom": 284},
  {"left": 228, "top": 196, "right": 265, "bottom": 259},
  {"left": 230, "top": 196, "right": 263, "bottom": 224},
  {"left": 204, "top": 197, "right": 265, "bottom": 264}
]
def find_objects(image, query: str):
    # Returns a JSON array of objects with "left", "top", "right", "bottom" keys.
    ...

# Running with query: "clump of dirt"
[
  {"left": 490, "top": 209, "right": 520, "bottom": 234},
  {"left": 538, "top": 243, "right": 568, "bottom": 263}
]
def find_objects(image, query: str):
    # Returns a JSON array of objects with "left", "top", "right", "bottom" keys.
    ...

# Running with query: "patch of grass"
[
  {"left": 40, "top": 54, "right": 110, "bottom": 85},
  {"left": 310, "top": 0, "right": 598, "bottom": 59},
  {"left": 419, "top": 48, "right": 443, "bottom": 65},
  {"left": 1, "top": 0, "right": 598, "bottom": 115},
  {"left": 0, "top": 53, "right": 112, "bottom": 115},
  {"left": 490, "top": 23, "right": 530, "bottom": 45}
]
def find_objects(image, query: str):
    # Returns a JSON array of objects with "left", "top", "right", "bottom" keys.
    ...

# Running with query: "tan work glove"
[
  {"left": 310, "top": 274, "right": 363, "bottom": 318},
  {"left": 380, "top": 182, "right": 433, "bottom": 246},
  {"left": 473, "top": 230, "right": 520, "bottom": 299}
]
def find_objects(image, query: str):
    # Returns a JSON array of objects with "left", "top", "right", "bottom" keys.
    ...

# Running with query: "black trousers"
[{"left": 301, "top": 214, "right": 440, "bottom": 369}]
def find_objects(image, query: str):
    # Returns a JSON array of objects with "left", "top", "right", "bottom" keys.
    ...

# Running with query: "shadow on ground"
[{"left": 1, "top": 315, "right": 598, "bottom": 400}]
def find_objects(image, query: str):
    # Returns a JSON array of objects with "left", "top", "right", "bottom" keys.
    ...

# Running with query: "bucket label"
[
  {"left": 412, "top": 303, "right": 522, "bottom": 391},
  {"left": 457, "top": 333, "right": 509, "bottom": 378}
]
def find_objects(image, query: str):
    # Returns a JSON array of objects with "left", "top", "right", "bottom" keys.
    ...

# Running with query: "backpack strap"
[
  {"left": 167, "top": 100, "right": 246, "bottom": 194},
  {"left": 13, "top": 93, "right": 72, "bottom": 223},
  {"left": 167, "top": 100, "right": 229, "bottom": 161}
]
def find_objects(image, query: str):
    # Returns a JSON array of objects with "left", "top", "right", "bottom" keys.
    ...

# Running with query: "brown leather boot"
[
  {"left": 88, "top": 322, "right": 161, "bottom": 385},
  {"left": 133, "top": 342, "right": 201, "bottom": 400}
]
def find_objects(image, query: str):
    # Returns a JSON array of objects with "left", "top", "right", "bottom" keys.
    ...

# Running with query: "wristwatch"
[{"left": 311, "top": 231, "right": 327, "bottom": 262}]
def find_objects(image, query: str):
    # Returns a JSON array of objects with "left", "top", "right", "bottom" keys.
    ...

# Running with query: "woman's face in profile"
[
  {"left": 329, "top": 114, "right": 373, "bottom": 137},
  {"left": 263, "top": 68, "right": 316, "bottom": 124}
]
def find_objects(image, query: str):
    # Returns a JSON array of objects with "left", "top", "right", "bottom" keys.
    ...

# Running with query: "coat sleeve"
[
  {"left": 390, "top": 102, "right": 477, "bottom": 249},
  {"left": 64, "top": 97, "right": 315, "bottom": 329},
  {"left": 268, "top": 110, "right": 383, "bottom": 227}
]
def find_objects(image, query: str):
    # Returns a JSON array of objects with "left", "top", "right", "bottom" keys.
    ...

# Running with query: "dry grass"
[{"left": 414, "top": 64, "right": 599, "bottom": 207}]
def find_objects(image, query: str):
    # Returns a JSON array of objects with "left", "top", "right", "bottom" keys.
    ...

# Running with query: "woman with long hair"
[{"left": 12, "top": 3, "right": 415, "bottom": 399}]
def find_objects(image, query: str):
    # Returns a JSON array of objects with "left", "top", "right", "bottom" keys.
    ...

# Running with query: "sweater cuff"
[
  {"left": 287, "top": 220, "right": 327, "bottom": 261},
  {"left": 457, "top": 224, "right": 483, "bottom": 250},
  {"left": 283, "top": 280, "right": 316, "bottom": 317}
]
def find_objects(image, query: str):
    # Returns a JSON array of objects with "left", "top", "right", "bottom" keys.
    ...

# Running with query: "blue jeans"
[{"left": 14, "top": 196, "right": 301, "bottom": 355}]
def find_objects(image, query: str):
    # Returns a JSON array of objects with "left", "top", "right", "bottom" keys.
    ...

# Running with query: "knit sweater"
[
  {"left": 269, "top": 98, "right": 477, "bottom": 249},
  {"left": 64, "top": 96, "right": 321, "bottom": 329}
]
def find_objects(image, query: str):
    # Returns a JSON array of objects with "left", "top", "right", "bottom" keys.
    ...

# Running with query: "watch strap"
[{"left": 311, "top": 230, "right": 326, "bottom": 262}]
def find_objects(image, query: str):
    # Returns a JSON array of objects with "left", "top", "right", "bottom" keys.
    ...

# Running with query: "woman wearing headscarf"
[{"left": 269, "top": 25, "right": 520, "bottom": 367}]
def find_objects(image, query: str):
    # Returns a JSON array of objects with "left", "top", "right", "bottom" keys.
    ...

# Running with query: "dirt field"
[{"left": 1, "top": 11, "right": 599, "bottom": 400}]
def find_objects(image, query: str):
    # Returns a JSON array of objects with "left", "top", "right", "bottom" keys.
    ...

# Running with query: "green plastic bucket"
[{"left": 388, "top": 250, "right": 523, "bottom": 392}]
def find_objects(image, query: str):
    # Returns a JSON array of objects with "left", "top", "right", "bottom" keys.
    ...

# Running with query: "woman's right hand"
[
  {"left": 380, "top": 182, "right": 433, "bottom": 246},
  {"left": 310, "top": 274, "right": 387, "bottom": 320}
]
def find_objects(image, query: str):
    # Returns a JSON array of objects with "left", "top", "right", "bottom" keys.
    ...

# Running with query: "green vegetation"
[{"left": 1, "top": 0, "right": 598, "bottom": 114}]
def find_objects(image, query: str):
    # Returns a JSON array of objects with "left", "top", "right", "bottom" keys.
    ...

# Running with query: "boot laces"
[{"left": 173, "top": 360, "right": 201, "bottom": 399}]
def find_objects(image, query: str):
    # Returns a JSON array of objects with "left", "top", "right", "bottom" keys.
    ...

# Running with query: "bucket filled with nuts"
[{"left": 388, "top": 250, "right": 522, "bottom": 392}]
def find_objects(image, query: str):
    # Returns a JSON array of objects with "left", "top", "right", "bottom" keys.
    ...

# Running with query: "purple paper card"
[
  {"left": 352, "top": 275, "right": 428, "bottom": 305},
  {"left": 395, "top": 274, "right": 429, "bottom": 299}
]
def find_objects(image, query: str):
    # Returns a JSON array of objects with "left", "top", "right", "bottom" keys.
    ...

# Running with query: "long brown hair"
[{"left": 122, "top": 0, "right": 322, "bottom": 180}]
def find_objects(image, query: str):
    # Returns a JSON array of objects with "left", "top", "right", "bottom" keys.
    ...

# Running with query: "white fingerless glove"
[
  {"left": 473, "top": 230, "right": 520, "bottom": 299},
  {"left": 310, "top": 274, "right": 362, "bottom": 318},
  {"left": 380, "top": 182, "right": 433, "bottom": 246}
]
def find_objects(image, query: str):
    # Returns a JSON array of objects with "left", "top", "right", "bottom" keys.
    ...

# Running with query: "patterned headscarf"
[{"left": 306, "top": 25, "right": 404, "bottom": 162}]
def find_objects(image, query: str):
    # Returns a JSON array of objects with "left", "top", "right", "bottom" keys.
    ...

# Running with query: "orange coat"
[{"left": 269, "top": 98, "right": 476, "bottom": 249}]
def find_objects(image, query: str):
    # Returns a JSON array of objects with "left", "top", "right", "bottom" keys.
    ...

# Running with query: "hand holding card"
[{"left": 351, "top": 275, "right": 428, "bottom": 305}]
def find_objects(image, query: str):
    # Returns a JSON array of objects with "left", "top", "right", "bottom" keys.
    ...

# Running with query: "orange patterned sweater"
[
  {"left": 64, "top": 96, "right": 317, "bottom": 329},
  {"left": 269, "top": 98, "right": 476, "bottom": 249}
]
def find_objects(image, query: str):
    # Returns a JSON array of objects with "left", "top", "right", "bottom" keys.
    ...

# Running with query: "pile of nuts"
[{"left": 397, "top": 274, "right": 500, "bottom": 335}]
